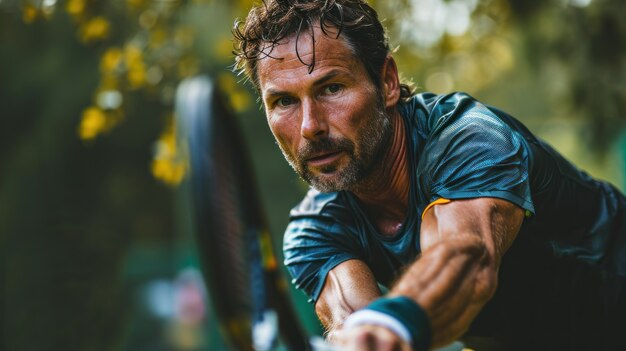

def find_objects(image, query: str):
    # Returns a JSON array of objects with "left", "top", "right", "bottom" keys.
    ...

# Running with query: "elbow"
[{"left": 314, "top": 300, "right": 333, "bottom": 330}]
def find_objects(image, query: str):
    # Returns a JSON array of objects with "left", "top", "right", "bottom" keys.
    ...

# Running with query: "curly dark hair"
[{"left": 232, "top": 0, "right": 414, "bottom": 100}]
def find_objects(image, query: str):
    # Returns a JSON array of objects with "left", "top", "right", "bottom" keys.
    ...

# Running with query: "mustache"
[{"left": 297, "top": 137, "right": 354, "bottom": 161}]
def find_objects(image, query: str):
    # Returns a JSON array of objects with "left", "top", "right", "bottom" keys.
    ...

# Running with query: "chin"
[
  {"left": 311, "top": 174, "right": 361, "bottom": 193},
  {"left": 302, "top": 161, "right": 364, "bottom": 192},
  {"left": 310, "top": 183, "right": 341, "bottom": 194}
]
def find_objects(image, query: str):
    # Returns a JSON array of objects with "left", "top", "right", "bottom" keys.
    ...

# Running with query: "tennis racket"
[{"left": 175, "top": 75, "right": 310, "bottom": 351}]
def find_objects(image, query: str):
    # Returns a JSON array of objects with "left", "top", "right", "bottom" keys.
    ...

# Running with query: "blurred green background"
[{"left": 1, "top": 0, "right": 625, "bottom": 350}]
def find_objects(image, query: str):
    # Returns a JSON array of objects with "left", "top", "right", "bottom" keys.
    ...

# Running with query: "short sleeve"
[
  {"left": 283, "top": 216, "right": 361, "bottom": 303},
  {"left": 418, "top": 96, "right": 535, "bottom": 214}
]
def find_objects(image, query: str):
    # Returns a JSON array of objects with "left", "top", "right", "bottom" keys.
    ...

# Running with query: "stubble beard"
[{"left": 277, "top": 96, "right": 393, "bottom": 193}]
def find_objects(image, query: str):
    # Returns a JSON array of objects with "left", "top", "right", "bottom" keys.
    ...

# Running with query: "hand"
[{"left": 332, "top": 324, "right": 413, "bottom": 351}]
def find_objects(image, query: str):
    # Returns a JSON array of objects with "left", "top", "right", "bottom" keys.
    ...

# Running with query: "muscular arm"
[
  {"left": 318, "top": 197, "right": 524, "bottom": 349},
  {"left": 315, "top": 259, "right": 382, "bottom": 339},
  {"left": 395, "top": 197, "right": 523, "bottom": 346}
]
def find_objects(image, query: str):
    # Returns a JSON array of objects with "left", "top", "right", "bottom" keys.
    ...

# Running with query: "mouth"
[{"left": 305, "top": 150, "right": 343, "bottom": 167}]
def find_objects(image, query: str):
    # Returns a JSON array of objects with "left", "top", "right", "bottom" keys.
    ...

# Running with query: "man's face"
[{"left": 256, "top": 25, "right": 392, "bottom": 192}]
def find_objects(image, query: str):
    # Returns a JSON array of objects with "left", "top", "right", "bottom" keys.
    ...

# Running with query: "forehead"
[{"left": 256, "top": 25, "right": 361, "bottom": 93}]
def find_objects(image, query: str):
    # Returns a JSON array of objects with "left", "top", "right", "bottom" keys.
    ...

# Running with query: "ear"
[{"left": 380, "top": 55, "right": 401, "bottom": 108}]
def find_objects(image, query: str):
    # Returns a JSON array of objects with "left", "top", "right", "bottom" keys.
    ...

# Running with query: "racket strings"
[{"left": 213, "top": 141, "right": 254, "bottom": 314}]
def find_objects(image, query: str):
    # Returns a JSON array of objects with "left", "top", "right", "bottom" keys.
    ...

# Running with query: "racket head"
[{"left": 175, "top": 75, "right": 309, "bottom": 351}]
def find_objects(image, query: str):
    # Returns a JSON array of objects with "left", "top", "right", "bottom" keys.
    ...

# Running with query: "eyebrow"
[
  {"left": 264, "top": 69, "right": 346, "bottom": 100},
  {"left": 312, "top": 70, "right": 342, "bottom": 87}
]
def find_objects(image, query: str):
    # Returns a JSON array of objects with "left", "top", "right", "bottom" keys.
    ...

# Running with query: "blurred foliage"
[
  {"left": 379, "top": 0, "right": 625, "bottom": 150},
  {"left": 1, "top": 0, "right": 625, "bottom": 350},
  {"left": 513, "top": 0, "right": 626, "bottom": 150},
  {"left": 151, "top": 114, "right": 187, "bottom": 186}
]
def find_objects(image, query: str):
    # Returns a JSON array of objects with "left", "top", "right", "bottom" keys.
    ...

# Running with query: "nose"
[{"left": 300, "top": 98, "right": 328, "bottom": 140}]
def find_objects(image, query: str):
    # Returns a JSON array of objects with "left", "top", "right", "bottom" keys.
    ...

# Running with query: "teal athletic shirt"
[{"left": 283, "top": 92, "right": 626, "bottom": 349}]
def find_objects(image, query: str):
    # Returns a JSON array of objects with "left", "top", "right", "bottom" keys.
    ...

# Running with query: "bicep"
[
  {"left": 420, "top": 197, "right": 524, "bottom": 266},
  {"left": 315, "top": 259, "right": 382, "bottom": 332}
]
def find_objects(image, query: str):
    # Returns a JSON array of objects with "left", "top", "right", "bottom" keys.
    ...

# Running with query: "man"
[{"left": 233, "top": 1, "right": 626, "bottom": 350}]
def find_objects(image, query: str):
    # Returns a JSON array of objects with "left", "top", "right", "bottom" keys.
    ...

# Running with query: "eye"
[
  {"left": 276, "top": 96, "right": 295, "bottom": 107},
  {"left": 323, "top": 83, "right": 343, "bottom": 95}
]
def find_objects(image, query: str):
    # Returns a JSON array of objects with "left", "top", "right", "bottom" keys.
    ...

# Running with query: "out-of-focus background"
[{"left": 1, "top": 0, "right": 625, "bottom": 350}]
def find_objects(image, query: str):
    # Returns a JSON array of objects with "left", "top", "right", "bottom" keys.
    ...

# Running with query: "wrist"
[{"left": 343, "top": 296, "right": 432, "bottom": 351}]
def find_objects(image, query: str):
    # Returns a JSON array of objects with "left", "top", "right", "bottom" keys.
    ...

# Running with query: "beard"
[{"left": 277, "top": 95, "right": 393, "bottom": 193}]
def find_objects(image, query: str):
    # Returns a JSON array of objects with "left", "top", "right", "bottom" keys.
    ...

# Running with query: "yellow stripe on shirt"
[{"left": 421, "top": 198, "right": 452, "bottom": 219}]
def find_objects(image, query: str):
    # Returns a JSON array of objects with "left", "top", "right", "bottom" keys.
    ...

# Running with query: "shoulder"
[
  {"left": 403, "top": 92, "right": 524, "bottom": 146},
  {"left": 289, "top": 188, "right": 354, "bottom": 222},
  {"left": 400, "top": 92, "right": 527, "bottom": 165},
  {"left": 400, "top": 91, "right": 478, "bottom": 116},
  {"left": 399, "top": 92, "right": 504, "bottom": 134},
  {"left": 416, "top": 92, "right": 529, "bottom": 171},
  {"left": 424, "top": 92, "right": 500, "bottom": 131},
  {"left": 289, "top": 188, "right": 339, "bottom": 216},
  {"left": 408, "top": 93, "right": 536, "bottom": 211}
]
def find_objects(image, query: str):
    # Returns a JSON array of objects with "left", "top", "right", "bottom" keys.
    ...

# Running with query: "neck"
[{"left": 352, "top": 109, "right": 410, "bottom": 235}]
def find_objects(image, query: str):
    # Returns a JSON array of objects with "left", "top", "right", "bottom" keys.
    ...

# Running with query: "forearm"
[
  {"left": 390, "top": 234, "right": 497, "bottom": 347},
  {"left": 315, "top": 259, "right": 382, "bottom": 337}
]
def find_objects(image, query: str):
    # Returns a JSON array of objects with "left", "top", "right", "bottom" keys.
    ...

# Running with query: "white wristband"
[{"left": 342, "top": 309, "right": 413, "bottom": 344}]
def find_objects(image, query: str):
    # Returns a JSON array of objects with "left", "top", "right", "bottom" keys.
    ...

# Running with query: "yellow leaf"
[
  {"left": 124, "top": 44, "right": 143, "bottom": 65},
  {"left": 79, "top": 17, "right": 111, "bottom": 43},
  {"left": 100, "top": 47, "right": 123, "bottom": 73},
  {"left": 66, "top": 0, "right": 85, "bottom": 17},
  {"left": 78, "top": 107, "right": 107, "bottom": 140},
  {"left": 22, "top": 4, "right": 39, "bottom": 24},
  {"left": 128, "top": 66, "right": 146, "bottom": 88},
  {"left": 151, "top": 117, "right": 188, "bottom": 186},
  {"left": 126, "top": 0, "right": 146, "bottom": 10}
]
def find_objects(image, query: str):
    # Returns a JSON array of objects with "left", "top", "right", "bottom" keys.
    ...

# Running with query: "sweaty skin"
[{"left": 257, "top": 23, "right": 525, "bottom": 351}]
